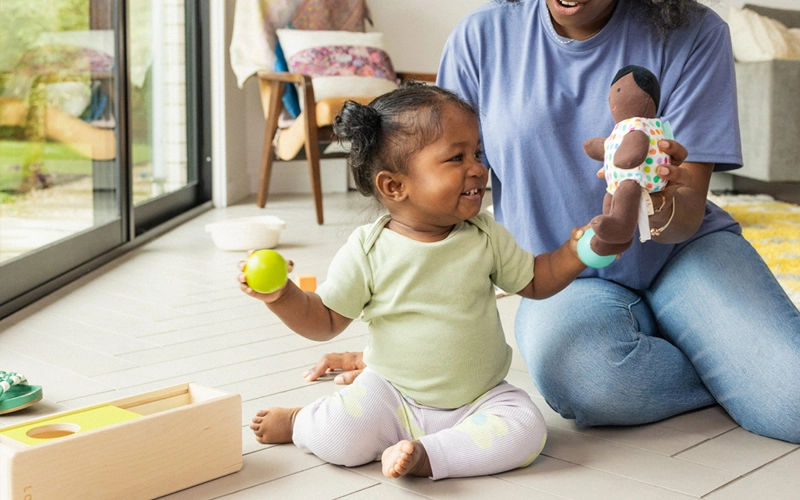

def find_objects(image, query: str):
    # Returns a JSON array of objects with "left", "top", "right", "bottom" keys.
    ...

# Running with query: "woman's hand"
[
  {"left": 647, "top": 139, "right": 713, "bottom": 244},
  {"left": 303, "top": 351, "right": 366, "bottom": 384},
  {"left": 237, "top": 250, "right": 294, "bottom": 303}
]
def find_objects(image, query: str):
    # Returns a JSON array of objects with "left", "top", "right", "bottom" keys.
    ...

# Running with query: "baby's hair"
[
  {"left": 611, "top": 65, "right": 661, "bottom": 109},
  {"left": 333, "top": 81, "right": 477, "bottom": 197}
]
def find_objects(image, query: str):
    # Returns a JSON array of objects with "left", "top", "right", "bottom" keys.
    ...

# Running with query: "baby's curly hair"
[
  {"left": 499, "top": 0, "right": 703, "bottom": 37},
  {"left": 333, "top": 82, "right": 477, "bottom": 198}
]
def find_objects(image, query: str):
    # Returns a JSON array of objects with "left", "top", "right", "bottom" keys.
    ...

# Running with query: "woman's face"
[{"left": 546, "top": 0, "right": 618, "bottom": 40}]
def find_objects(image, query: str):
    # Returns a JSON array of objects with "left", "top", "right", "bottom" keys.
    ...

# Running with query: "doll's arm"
[
  {"left": 583, "top": 137, "right": 606, "bottom": 161},
  {"left": 614, "top": 131, "right": 649, "bottom": 169}
]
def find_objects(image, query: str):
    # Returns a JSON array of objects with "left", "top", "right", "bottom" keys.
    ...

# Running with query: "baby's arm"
[
  {"left": 516, "top": 227, "right": 588, "bottom": 300},
  {"left": 238, "top": 261, "right": 352, "bottom": 341}
]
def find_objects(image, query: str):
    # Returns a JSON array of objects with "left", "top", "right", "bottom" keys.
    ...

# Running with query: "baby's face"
[{"left": 401, "top": 105, "right": 488, "bottom": 227}]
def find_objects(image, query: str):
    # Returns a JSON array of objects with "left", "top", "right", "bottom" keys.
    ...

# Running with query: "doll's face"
[{"left": 609, "top": 73, "right": 657, "bottom": 122}]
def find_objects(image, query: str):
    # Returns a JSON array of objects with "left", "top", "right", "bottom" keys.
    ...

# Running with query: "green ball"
[
  {"left": 245, "top": 249, "right": 288, "bottom": 293},
  {"left": 577, "top": 228, "right": 616, "bottom": 269}
]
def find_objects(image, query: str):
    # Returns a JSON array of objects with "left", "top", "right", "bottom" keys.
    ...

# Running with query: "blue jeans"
[{"left": 515, "top": 231, "right": 800, "bottom": 443}]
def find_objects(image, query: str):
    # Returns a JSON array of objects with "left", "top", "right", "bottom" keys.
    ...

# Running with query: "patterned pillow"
[{"left": 275, "top": 29, "right": 398, "bottom": 103}]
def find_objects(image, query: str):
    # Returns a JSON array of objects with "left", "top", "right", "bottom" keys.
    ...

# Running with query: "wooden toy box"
[{"left": 0, "top": 383, "right": 242, "bottom": 500}]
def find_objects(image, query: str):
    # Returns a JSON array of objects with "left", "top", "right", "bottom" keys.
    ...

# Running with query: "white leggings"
[{"left": 292, "top": 368, "right": 547, "bottom": 480}]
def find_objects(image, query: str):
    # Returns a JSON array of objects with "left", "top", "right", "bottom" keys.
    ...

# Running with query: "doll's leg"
[
  {"left": 416, "top": 382, "right": 547, "bottom": 480},
  {"left": 293, "top": 368, "right": 414, "bottom": 466},
  {"left": 591, "top": 180, "right": 640, "bottom": 245},
  {"left": 602, "top": 190, "right": 613, "bottom": 215}
]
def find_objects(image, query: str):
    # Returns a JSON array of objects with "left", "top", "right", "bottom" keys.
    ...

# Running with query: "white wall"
[
  {"left": 367, "top": 0, "right": 490, "bottom": 73},
  {"left": 211, "top": 0, "right": 250, "bottom": 207}
]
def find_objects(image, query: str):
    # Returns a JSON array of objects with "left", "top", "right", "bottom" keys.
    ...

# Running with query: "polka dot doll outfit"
[
  {"left": 604, "top": 117, "right": 670, "bottom": 195},
  {"left": 292, "top": 368, "right": 547, "bottom": 480}
]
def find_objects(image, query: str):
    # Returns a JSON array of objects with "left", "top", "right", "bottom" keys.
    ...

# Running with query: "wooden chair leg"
[
  {"left": 300, "top": 79, "right": 324, "bottom": 224},
  {"left": 257, "top": 80, "right": 285, "bottom": 208}
]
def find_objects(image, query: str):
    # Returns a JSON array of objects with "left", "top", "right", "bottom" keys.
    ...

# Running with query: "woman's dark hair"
[
  {"left": 611, "top": 65, "right": 661, "bottom": 108},
  {"left": 497, "top": 0, "right": 702, "bottom": 37},
  {"left": 333, "top": 82, "right": 477, "bottom": 197}
]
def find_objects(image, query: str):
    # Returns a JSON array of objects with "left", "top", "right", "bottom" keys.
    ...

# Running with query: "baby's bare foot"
[
  {"left": 381, "top": 440, "right": 431, "bottom": 478},
  {"left": 249, "top": 407, "right": 301, "bottom": 444}
]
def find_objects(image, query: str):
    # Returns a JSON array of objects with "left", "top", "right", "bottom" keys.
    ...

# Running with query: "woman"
[{"left": 307, "top": 0, "right": 800, "bottom": 444}]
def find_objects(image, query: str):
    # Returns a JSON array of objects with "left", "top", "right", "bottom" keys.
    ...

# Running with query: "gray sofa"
[{"left": 734, "top": 4, "right": 800, "bottom": 182}]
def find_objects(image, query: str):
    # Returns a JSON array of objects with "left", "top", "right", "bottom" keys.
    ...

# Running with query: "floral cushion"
[
  {"left": 287, "top": 45, "right": 395, "bottom": 80},
  {"left": 275, "top": 29, "right": 398, "bottom": 103}
]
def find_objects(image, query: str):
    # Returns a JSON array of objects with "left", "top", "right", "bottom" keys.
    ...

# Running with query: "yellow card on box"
[{"left": 0, "top": 405, "right": 141, "bottom": 446}]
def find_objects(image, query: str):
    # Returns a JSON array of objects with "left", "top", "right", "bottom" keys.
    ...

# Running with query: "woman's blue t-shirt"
[{"left": 437, "top": 0, "right": 743, "bottom": 290}]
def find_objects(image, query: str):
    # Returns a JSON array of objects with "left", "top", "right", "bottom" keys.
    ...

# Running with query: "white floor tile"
[
  {"left": 674, "top": 427, "right": 798, "bottom": 475},
  {"left": 705, "top": 448, "right": 800, "bottom": 500}
]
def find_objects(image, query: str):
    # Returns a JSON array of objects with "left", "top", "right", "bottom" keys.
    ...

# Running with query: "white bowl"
[{"left": 205, "top": 216, "right": 286, "bottom": 251}]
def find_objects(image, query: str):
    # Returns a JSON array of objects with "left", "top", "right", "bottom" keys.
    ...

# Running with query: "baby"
[{"left": 239, "top": 83, "right": 597, "bottom": 480}]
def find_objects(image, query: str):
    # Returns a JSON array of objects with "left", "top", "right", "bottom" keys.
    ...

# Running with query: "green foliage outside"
[
  {"left": 0, "top": 0, "right": 89, "bottom": 74},
  {"left": 0, "top": 0, "right": 92, "bottom": 195}
]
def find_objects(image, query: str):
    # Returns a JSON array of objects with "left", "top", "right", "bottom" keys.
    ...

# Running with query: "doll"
[{"left": 580, "top": 65, "right": 673, "bottom": 263}]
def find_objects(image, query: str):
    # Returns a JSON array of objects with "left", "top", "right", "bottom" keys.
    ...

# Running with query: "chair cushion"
[
  {"left": 275, "top": 96, "right": 374, "bottom": 160},
  {"left": 275, "top": 29, "right": 398, "bottom": 102},
  {"left": 314, "top": 96, "right": 374, "bottom": 126}
]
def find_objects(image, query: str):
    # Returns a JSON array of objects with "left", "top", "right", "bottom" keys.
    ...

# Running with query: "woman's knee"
[{"left": 726, "top": 388, "right": 800, "bottom": 444}]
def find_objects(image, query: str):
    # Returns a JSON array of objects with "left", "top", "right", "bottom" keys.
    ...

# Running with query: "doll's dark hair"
[
  {"left": 333, "top": 82, "right": 477, "bottom": 198},
  {"left": 496, "top": 0, "right": 702, "bottom": 37},
  {"left": 611, "top": 65, "right": 661, "bottom": 109}
]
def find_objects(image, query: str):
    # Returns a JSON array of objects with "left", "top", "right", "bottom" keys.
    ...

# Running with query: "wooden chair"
[{"left": 256, "top": 71, "right": 437, "bottom": 224}]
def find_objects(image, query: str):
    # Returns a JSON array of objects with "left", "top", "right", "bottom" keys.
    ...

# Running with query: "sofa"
[{"left": 733, "top": 4, "right": 800, "bottom": 182}]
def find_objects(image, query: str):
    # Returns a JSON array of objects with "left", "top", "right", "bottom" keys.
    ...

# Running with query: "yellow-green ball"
[{"left": 245, "top": 249, "right": 288, "bottom": 293}]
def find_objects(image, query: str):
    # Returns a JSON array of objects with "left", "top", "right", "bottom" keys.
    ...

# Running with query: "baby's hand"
[
  {"left": 238, "top": 250, "right": 294, "bottom": 303},
  {"left": 568, "top": 225, "right": 588, "bottom": 258}
]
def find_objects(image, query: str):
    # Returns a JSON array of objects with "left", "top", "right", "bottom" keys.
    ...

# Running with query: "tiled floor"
[{"left": 1, "top": 192, "right": 798, "bottom": 499}]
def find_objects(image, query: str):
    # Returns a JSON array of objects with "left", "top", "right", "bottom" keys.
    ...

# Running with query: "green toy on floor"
[{"left": 0, "top": 371, "right": 42, "bottom": 414}]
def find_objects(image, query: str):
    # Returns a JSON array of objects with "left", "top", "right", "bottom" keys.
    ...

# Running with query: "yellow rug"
[{"left": 709, "top": 193, "right": 800, "bottom": 306}]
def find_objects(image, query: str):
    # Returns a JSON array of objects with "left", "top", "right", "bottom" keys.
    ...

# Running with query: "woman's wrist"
[{"left": 649, "top": 189, "right": 705, "bottom": 244}]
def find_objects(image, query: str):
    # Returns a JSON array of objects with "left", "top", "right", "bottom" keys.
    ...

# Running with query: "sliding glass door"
[
  {"left": 0, "top": 0, "right": 210, "bottom": 316},
  {"left": 130, "top": 0, "right": 211, "bottom": 234}
]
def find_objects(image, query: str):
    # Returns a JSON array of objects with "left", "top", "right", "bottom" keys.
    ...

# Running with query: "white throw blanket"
[
  {"left": 229, "top": 0, "right": 304, "bottom": 88},
  {"left": 729, "top": 7, "right": 800, "bottom": 62}
]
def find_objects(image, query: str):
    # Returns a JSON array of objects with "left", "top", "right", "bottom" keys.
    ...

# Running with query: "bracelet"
[
  {"left": 650, "top": 197, "right": 676, "bottom": 237},
  {"left": 653, "top": 193, "right": 667, "bottom": 214}
]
